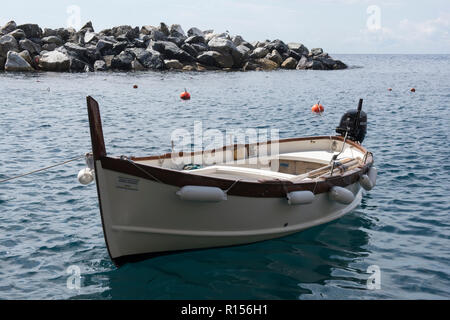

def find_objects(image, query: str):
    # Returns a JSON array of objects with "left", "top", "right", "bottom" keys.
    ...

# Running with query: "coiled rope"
[{"left": 0, "top": 155, "right": 85, "bottom": 183}]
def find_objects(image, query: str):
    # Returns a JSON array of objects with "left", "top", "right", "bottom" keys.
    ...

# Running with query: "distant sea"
[{"left": 0, "top": 54, "right": 449, "bottom": 299}]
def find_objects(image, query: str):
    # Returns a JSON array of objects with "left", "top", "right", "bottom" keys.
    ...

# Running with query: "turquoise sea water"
[{"left": 0, "top": 54, "right": 449, "bottom": 299}]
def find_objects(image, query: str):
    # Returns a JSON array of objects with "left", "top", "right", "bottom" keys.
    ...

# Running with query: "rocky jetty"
[{"left": 0, "top": 20, "right": 347, "bottom": 72}]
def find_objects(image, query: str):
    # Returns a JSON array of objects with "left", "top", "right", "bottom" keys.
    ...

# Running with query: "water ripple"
[{"left": 0, "top": 54, "right": 449, "bottom": 299}]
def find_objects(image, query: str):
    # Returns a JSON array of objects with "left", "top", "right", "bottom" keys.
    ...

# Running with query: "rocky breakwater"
[{"left": 0, "top": 20, "right": 347, "bottom": 72}]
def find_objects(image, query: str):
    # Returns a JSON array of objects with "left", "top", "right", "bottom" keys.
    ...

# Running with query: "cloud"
[
  {"left": 345, "top": 12, "right": 450, "bottom": 53},
  {"left": 398, "top": 14, "right": 450, "bottom": 41}
]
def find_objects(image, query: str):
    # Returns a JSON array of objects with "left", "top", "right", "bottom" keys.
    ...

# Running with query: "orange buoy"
[
  {"left": 133, "top": 84, "right": 138, "bottom": 89},
  {"left": 180, "top": 89, "right": 191, "bottom": 100},
  {"left": 311, "top": 102, "right": 324, "bottom": 113},
  {"left": 410, "top": 88, "right": 416, "bottom": 92}
]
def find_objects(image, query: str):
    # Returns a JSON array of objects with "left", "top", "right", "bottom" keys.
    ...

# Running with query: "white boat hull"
[{"left": 96, "top": 160, "right": 363, "bottom": 263}]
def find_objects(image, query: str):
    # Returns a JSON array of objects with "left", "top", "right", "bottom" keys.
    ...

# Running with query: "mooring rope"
[
  {"left": 121, "top": 156, "right": 163, "bottom": 184},
  {"left": 0, "top": 155, "right": 85, "bottom": 183}
]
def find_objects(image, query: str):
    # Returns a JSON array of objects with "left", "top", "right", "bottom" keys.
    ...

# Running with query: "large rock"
[
  {"left": 111, "top": 41, "right": 128, "bottom": 55},
  {"left": 84, "top": 45, "right": 102, "bottom": 64},
  {"left": 4, "top": 51, "right": 34, "bottom": 71},
  {"left": 149, "top": 29, "right": 167, "bottom": 42},
  {"left": 266, "top": 49, "right": 283, "bottom": 65},
  {"left": 42, "top": 43, "right": 57, "bottom": 52},
  {"left": 187, "top": 27, "right": 203, "bottom": 37},
  {"left": 56, "top": 28, "right": 75, "bottom": 42},
  {"left": 310, "top": 60, "right": 325, "bottom": 70},
  {"left": 249, "top": 47, "right": 268, "bottom": 59},
  {"left": 310, "top": 48, "right": 323, "bottom": 56},
  {"left": 42, "top": 36, "right": 63, "bottom": 46},
  {"left": 80, "top": 21, "right": 94, "bottom": 33},
  {"left": 167, "top": 36, "right": 185, "bottom": 47},
  {"left": 0, "top": 35, "right": 19, "bottom": 57},
  {"left": 103, "top": 55, "right": 114, "bottom": 68},
  {"left": 1, "top": 21, "right": 17, "bottom": 34},
  {"left": 197, "top": 51, "right": 233, "bottom": 68},
  {"left": 296, "top": 55, "right": 324, "bottom": 70},
  {"left": 64, "top": 42, "right": 87, "bottom": 60},
  {"left": 0, "top": 56, "right": 5, "bottom": 70},
  {"left": 38, "top": 51, "right": 71, "bottom": 71},
  {"left": 19, "top": 50, "right": 33, "bottom": 65},
  {"left": 111, "top": 51, "right": 134, "bottom": 70},
  {"left": 141, "top": 25, "right": 156, "bottom": 35},
  {"left": 164, "top": 59, "right": 183, "bottom": 69},
  {"left": 288, "top": 49, "right": 302, "bottom": 61},
  {"left": 296, "top": 56, "right": 312, "bottom": 69},
  {"left": 19, "top": 39, "right": 40, "bottom": 54},
  {"left": 125, "top": 27, "right": 140, "bottom": 40},
  {"left": 281, "top": 57, "right": 297, "bottom": 69},
  {"left": 314, "top": 55, "right": 347, "bottom": 70},
  {"left": 70, "top": 58, "right": 90, "bottom": 72},
  {"left": 128, "top": 48, "right": 164, "bottom": 70},
  {"left": 111, "top": 25, "right": 133, "bottom": 38},
  {"left": 232, "top": 35, "right": 244, "bottom": 46},
  {"left": 142, "top": 49, "right": 164, "bottom": 69},
  {"left": 208, "top": 37, "right": 244, "bottom": 67},
  {"left": 94, "top": 60, "right": 107, "bottom": 71},
  {"left": 158, "top": 22, "right": 170, "bottom": 36},
  {"left": 264, "top": 39, "right": 289, "bottom": 54},
  {"left": 185, "top": 35, "right": 205, "bottom": 45},
  {"left": 84, "top": 31, "right": 98, "bottom": 44},
  {"left": 191, "top": 43, "right": 208, "bottom": 53},
  {"left": 169, "top": 24, "right": 185, "bottom": 38},
  {"left": 132, "top": 59, "right": 145, "bottom": 71},
  {"left": 150, "top": 41, "right": 194, "bottom": 63},
  {"left": 243, "top": 60, "right": 261, "bottom": 71},
  {"left": 96, "top": 39, "right": 115, "bottom": 55},
  {"left": 233, "top": 45, "right": 250, "bottom": 67},
  {"left": 208, "top": 37, "right": 236, "bottom": 54},
  {"left": 240, "top": 41, "right": 254, "bottom": 50},
  {"left": 43, "top": 28, "right": 58, "bottom": 37},
  {"left": 236, "top": 44, "right": 251, "bottom": 56},
  {"left": 288, "top": 43, "right": 309, "bottom": 56},
  {"left": 16, "top": 24, "right": 42, "bottom": 39},
  {"left": 254, "top": 58, "right": 278, "bottom": 70},
  {"left": 8, "top": 29, "right": 26, "bottom": 40},
  {"left": 181, "top": 43, "right": 198, "bottom": 58}
]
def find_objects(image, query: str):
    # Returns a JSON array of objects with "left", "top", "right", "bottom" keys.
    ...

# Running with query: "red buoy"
[
  {"left": 410, "top": 88, "right": 416, "bottom": 92},
  {"left": 311, "top": 102, "right": 324, "bottom": 114},
  {"left": 133, "top": 84, "right": 138, "bottom": 89},
  {"left": 180, "top": 89, "right": 191, "bottom": 100}
]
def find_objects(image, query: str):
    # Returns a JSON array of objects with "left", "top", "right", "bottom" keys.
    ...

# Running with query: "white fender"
[
  {"left": 359, "top": 174, "right": 373, "bottom": 191},
  {"left": 176, "top": 186, "right": 227, "bottom": 202},
  {"left": 287, "top": 191, "right": 315, "bottom": 205},
  {"left": 78, "top": 168, "right": 94, "bottom": 185},
  {"left": 368, "top": 166, "right": 377, "bottom": 187},
  {"left": 328, "top": 186, "right": 355, "bottom": 205}
]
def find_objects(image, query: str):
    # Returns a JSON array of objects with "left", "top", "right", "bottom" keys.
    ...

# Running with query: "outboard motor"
[{"left": 336, "top": 98, "right": 367, "bottom": 143}]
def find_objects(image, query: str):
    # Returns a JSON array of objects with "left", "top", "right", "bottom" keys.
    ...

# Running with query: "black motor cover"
[{"left": 336, "top": 99, "right": 367, "bottom": 143}]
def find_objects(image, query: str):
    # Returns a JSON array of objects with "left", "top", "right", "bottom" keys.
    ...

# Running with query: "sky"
[{"left": 0, "top": 0, "right": 449, "bottom": 54}]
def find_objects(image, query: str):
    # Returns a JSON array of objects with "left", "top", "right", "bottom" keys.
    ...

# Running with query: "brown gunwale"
[
  {"left": 100, "top": 136, "right": 373, "bottom": 198},
  {"left": 130, "top": 135, "right": 368, "bottom": 162}
]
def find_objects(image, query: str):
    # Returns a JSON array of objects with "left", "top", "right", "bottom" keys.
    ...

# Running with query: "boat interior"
[{"left": 132, "top": 137, "right": 367, "bottom": 183}]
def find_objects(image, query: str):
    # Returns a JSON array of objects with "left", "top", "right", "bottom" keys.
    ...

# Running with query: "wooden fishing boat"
[{"left": 82, "top": 96, "right": 376, "bottom": 266}]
